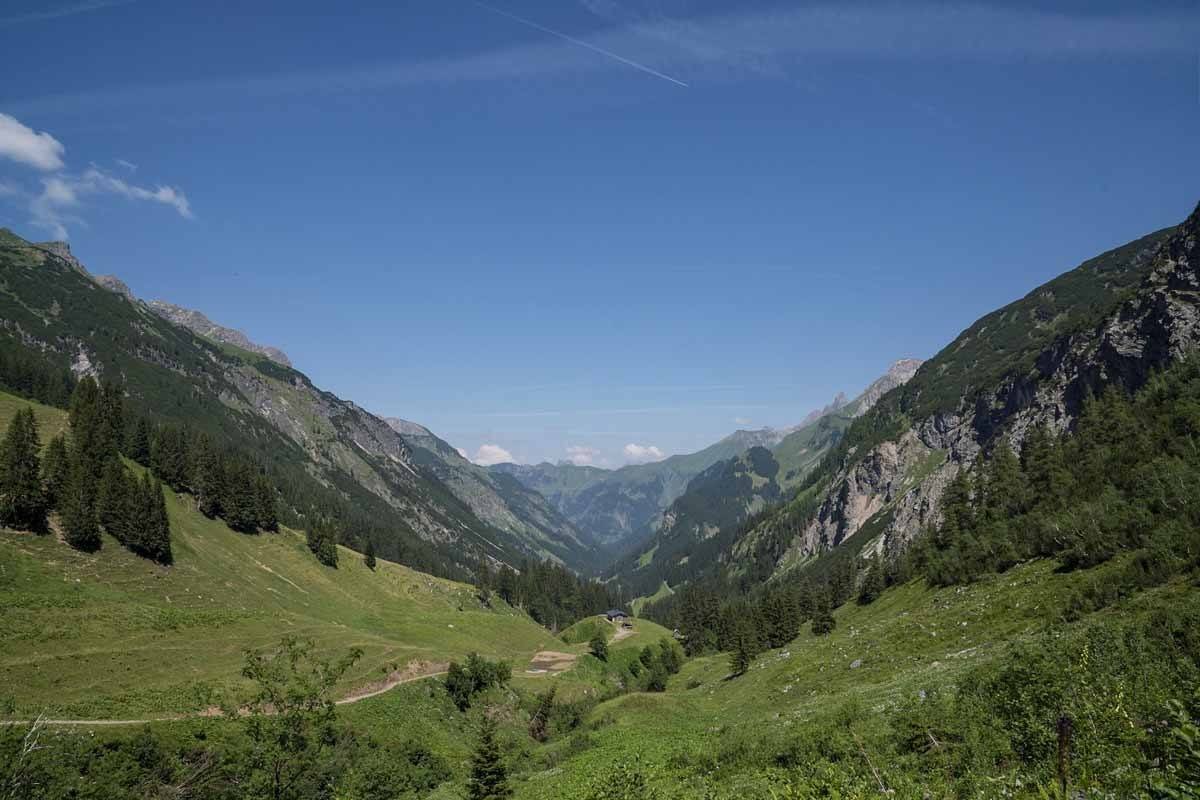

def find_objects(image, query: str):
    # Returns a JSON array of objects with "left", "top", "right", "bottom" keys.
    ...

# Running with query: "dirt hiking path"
[{"left": 1, "top": 661, "right": 450, "bottom": 728}]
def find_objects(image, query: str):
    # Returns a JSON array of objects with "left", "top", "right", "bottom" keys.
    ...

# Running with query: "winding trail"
[{"left": 1, "top": 663, "right": 450, "bottom": 728}]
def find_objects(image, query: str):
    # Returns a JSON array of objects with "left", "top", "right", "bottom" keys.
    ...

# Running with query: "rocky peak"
[
  {"left": 94, "top": 274, "right": 134, "bottom": 301},
  {"left": 147, "top": 300, "right": 293, "bottom": 367},
  {"left": 35, "top": 240, "right": 87, "bottom": 273},
  {"left": 800, "top": 391, "right": 850, "bottom": 426},
  {"left": 854, "top": 358, "right": 923, "bottom": 415},
  {"left": 384, "top": 417, "right": 434, "bottom": 437}
]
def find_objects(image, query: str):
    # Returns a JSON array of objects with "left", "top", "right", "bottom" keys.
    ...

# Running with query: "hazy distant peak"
[{"left": 799, "top": 391, "right": 850, "bottom": 426}]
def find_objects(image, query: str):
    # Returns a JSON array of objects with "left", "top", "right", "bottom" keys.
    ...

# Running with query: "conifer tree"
[
  {"left": 0, "top": 408, "right": 46, "bottom": 532},
  {"left": 61, "top": 459, "right": 101, "bottom": 551},
  {"left": 729, "top": 624, "right": 754, "bottom": 676},
  {"left": 982, "top": 437, "right": 1025, "bottom": 521},
  {"left": 222, "top": 459, "right": 260, "bottom": 533},
  {"left": 125, "top": 417, "right": 151, "bottom": 464},
  {"left": 150, "top": 425, "right": 190, "bottom": 491},
  {"left": 810, "top": 589, "right": 836, "bottom": 636},
  {"left": 254, "top": 473, "right": 277, "bottom": 532},
  {"left": 99, "top": 381, "right": 125, "bottom": 457},
  {"left": 41, "top": 433, "right": 69, "bottom": 510},
  {"left": 191, "top": 435, "right": 224, "bottom": 519},
  {"left": 363, "top": 538, "right": 376, "bottom": 570},
  {"left": 306, "top": 515, "right": 339, "bottom": 567},
  {"left": 467, "top": 716, "right": 512, "bottom": 800},
  {"left": 764, "top": 589, "right": 800, "bottom": 648},
  {"left": 857, "top": 557, "right": 886, "bottom": 605},
  {"left": 146, "top": 476, "right": 172, "bottom": 564},
  {"left": 96, "top": 458, "right": 132, "bottom": 544}
]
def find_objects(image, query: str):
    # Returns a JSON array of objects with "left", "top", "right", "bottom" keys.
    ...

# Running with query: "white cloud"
[
  {"left": 472, "top": 444, "right": 516, "bottom": 466},
  {"left": 564, "top": 445, "right": 601, "bottom": 466},
  {"left": 734, "top": 417, "right": 752, "bottom": 426},
  {"left": 623, "top": 443, "right": 665, "bottom": 464},
  {"left": 0, "top": 113, "right": 65, "bottom": 170},
  {"left": 0, "top": 114, "right": 193, "bottom": 238},
  {"left": 455, "top": 447, "right": 470, "bottom": 460},
  {"left": 30, "top": 165, "right": 193, "bottom": 238}
]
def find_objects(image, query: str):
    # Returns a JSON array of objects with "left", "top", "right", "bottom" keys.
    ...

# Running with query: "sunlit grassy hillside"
[{"left": 0, "top": 393, "right": 557, "bottom": 719}]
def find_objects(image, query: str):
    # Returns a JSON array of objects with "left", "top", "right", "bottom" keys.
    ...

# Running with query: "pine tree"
[
  {"left": 146, "top": 477, "right": 172, "bottom": 564},
  {"left": 0, "top": 408, "right": 46, "bottom": 533},
  {"left": 254, "top": 474, "right": 277, "bottom": 532},
  {"left": 96, "top": 458, "right": 132, "bottom": 544},
  {"left": 982, "top": 437, "right": 1025, "bottom": 521},
  {"left": 99, "top": 381, "right": 125, "bottom": 458},
  {"left": 150, "top": 425, "right": 189, "bottom": 491},
  {"left": 191, "top": 435, "right": 224, "bottom": 519},
  {"left": 222, "top": 459, "right": 260, "bottom": 533},
  {"left": 125, "top": 417, "right": 151, "bottom": 464},
  {"left": 41, "top": 433, "right": 69, "bottom": 510},
  {"left": 811, "top": 589, "right": 836, "bottom": 636},
  {"left": 363, "top": 539, "right": 376, "bottom": 570},
  {"left": 61, "top": 459, "right": 100, "bottom": 551},
  {"left": 857, "top": 557, "right": 886, "bottom": 605},
  {"left": 729, "top": 624, "right": 754, "bottom": 676},
  {"left": 467, "top": 716, "right": 512, "bottom": 800},
  {"left": 306, "top": 516, "right": 339, "bottom": 567}
]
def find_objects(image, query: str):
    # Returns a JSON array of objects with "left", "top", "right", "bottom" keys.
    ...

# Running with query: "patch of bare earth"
[{"left": 526, "top": 650, "right": 577, "bottom": 675}]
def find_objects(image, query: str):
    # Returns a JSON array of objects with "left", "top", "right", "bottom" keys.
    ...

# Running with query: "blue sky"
[{"left": 1, "top": 0, "right": 1198, "bottom": 467}]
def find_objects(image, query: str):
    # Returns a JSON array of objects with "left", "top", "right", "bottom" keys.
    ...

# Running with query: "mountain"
[
  {"left": 145, "top": 298, "right": 293, "bottom": 367},
  {"left": 658, "top": 206, "right": 1190, "bottom": 593},
  {"left": 612, "top": 359, "right": 922, "bottom": 594},
  {"left": 382, "top": 417, "right": 599, "bottom": 569},
  {"left": 0, "top": 229, "right": 591, "bottom": 574},
  {"left": 493, "top": 427, "right": 788, "bottom": 553},
  {"left": 495, "top": 361, "right": 922, "bottom": 556}
]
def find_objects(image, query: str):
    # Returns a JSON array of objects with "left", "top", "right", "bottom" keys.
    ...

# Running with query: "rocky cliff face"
[
  {"left": 775, "top": 203, "right": 1200, "bottom": 572},
  {"left": 147, "top": 300, "right": 293, "bottom": 367}
]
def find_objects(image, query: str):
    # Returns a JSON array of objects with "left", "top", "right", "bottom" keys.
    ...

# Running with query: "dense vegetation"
[{"left": 480, "top": 559, "right": 625, "bottom": 632}]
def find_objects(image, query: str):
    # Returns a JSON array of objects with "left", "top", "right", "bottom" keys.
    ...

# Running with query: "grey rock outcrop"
[{"left": 147, "top": 300, "right": 293, "bottom": 367}]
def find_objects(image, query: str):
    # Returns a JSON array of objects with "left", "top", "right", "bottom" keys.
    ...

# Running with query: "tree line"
[
  {"left": 0, "top": 374, "right": 285, "bottom": 565},
  {"left": 479, "top": 559, "right": 626, "bottom": 632}
]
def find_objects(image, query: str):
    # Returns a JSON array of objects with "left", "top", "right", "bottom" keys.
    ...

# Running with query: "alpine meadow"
[{"left": 2, "top": 2, "right": 1200, "bottom": 798}]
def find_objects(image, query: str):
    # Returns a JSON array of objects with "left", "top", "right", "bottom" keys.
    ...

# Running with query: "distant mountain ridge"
[
  {"left": 494, "top": 360, "right": 921, "bottom": 555},
  {"left": 610, "top": 359, "right": 922, "bottom": 594}
]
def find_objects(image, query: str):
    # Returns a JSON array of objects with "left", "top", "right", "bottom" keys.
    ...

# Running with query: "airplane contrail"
[{"left": 471, "top": 1, "right": 689, "bottom": 88}]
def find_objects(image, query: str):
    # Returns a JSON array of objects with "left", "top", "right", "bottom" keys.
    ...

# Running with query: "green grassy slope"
[
  {"left": 510, "top": 559, "right": 1196, "bottom": 799},
  {"left": 0, "top": 395, "right": 557, "bottom": 719}
]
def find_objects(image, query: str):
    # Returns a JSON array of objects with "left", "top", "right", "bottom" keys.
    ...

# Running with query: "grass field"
[
  {"left": 508, "top": 560, "right": 1195, "bottom": 799},
  {"left": 630, "top": 579, "right": 673, "bottom": 615},
  {"left": 0, "top": 393, "right": 558, "bottom": 719}
]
